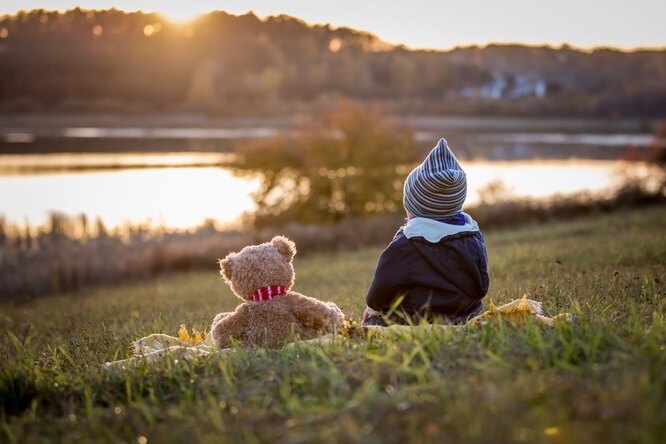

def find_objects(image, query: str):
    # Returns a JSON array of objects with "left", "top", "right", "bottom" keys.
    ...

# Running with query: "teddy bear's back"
[
  {"left": 212, "top": 291, "right": 343, "bottom": 349},
  {"left": 240, "top": 300, "right": 307, "bottom": 348}
]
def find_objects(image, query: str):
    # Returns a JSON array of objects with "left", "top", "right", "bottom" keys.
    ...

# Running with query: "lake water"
[
  {"left": 3, "top": 115, "right": 661, "bottom": 230},
  {"left": 0, "top": 152, "right": 633, "bottom": 231}
]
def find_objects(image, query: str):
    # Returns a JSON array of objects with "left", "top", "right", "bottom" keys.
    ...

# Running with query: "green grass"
[{"left": 1, "top": 206, "right": 665, "bottom": 443}]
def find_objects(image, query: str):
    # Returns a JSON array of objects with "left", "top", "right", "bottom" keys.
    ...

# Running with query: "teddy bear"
[{"left": 210, "top": 235, "right": 345, "bottom": 349}]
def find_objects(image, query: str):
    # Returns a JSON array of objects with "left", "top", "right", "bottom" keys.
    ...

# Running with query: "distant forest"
[{"left": 1, "top": 8, "right": 665, "bottom": 117}]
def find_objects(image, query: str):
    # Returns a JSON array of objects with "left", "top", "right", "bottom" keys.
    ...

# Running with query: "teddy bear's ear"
[
  {"left": 219, "top": 255, "right": 235, "bottom": 281},
  {"left": 271, "top": 236, "right": 296, "bottom": 261}
]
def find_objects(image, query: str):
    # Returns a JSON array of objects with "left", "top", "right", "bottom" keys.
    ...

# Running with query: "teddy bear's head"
[{"left": 219, "top": 235, "right": 296, "bottom": 301}]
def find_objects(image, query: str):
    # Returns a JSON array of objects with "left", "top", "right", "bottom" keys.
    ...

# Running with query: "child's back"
[{"left": 364, "top": 138, "right": 489, "bottom": 325}]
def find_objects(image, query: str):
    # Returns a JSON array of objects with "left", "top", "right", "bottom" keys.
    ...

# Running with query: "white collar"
[{"left": 403, "top": 214, "right": 479, "bottom": 243}]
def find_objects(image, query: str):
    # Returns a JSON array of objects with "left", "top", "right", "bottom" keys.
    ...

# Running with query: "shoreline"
[{"left": 0, "top": 111, "right": 651, "bottom": 131}]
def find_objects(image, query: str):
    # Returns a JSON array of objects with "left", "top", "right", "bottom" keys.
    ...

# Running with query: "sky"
[{"left": 3, "top": 1, "right": 666, "bottom": 50}]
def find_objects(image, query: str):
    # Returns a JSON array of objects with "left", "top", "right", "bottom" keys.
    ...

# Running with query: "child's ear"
[
  {"left": 271, "top": 236, "right": 296, "bottom": 261},
  {"left": 219, "top": 254, "right": 235, "bottom": 281}
]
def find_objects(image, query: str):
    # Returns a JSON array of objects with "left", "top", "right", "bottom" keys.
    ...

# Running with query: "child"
[{"left": 363, "top": 138, "right": 489, "bottom": 325}]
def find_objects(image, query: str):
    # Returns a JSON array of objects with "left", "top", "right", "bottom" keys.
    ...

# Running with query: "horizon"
[{"left": 3, "top": 1, "right": 666, "bottom": 52}]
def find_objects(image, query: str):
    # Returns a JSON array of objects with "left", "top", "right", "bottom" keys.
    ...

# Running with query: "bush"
[{"left": 230, "top": 101, "right": 415, "bottom": 226}]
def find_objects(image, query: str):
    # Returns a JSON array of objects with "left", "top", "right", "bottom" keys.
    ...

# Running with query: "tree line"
[{"left": 0, "top": 8, "right": 665, "bottom": 117}]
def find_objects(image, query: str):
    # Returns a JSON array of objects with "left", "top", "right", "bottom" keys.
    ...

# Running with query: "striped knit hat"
[{"left": 403, "top": 138, "right": 467, "bottom": 218}]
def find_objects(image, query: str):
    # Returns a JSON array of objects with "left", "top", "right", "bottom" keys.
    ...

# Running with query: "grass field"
[{"left": 1, "top": 206, "right": 665, "bottom": 443}]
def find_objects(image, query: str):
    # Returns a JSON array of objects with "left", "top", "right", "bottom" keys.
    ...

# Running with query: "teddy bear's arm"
[
  {"left": 211, "top": 308, "right": 248, "bottom": 348},
  {"left": 282, "top": 294, "right": 345, "bottom": 329},
  {"left": 212, "top": 311, "right": 231, "bottom": 326}
]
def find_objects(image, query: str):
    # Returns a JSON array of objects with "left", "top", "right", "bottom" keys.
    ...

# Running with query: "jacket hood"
[{"left": 402, "top": 214, "right": 479, "bottom": 243}]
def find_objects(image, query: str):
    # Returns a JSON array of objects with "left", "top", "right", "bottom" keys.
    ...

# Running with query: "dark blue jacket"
[{"left": 365, "top": 219, "right": 489, "bottom": 322}]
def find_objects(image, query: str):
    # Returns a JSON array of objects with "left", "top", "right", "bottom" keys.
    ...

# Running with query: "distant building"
[
  {"left": 482, "top": 76, "right": 507, "bottom": 99},
  {"left": 461, "top": 73, "right": 547, "bottom": 100},
  {"left": 534, "top": 80, "right": 547, "bottom": 98}
]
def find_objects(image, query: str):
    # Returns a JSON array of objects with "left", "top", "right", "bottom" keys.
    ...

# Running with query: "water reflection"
[
  {"left": 60, "top": 127, "right": 281, "bottom": 139},
  {"left": 0, "top": 156, "right": 627, "bottom": 230},
  {"left": 464, "top": 160, "right": 621, "bottom": 202},
  {"left": 0, "top": 152, "right": 231, "bottom": 174},
  {"left": 478, "top": 133, "right": 657, "bottom": 147},
  {"left": 0, "top": 167, "right": 259, "bottom": 229}
]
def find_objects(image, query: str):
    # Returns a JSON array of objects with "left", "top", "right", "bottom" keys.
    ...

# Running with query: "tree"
[{"left": 231, "top": 102, "right": 415, "bottom": 226}]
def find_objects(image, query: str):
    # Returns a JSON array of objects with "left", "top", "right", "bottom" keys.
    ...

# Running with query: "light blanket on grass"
[{"left": 104, "top": 296, "right": 572, "bottom": 369}]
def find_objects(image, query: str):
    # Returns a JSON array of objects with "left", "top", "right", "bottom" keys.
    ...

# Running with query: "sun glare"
[
  {"left": 143, "top": 24, "right": 154, "bottom": 36},
  {"left": 157, "top": 7, "right": 207, "bottom": 24}
]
